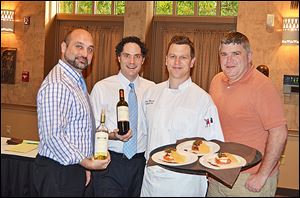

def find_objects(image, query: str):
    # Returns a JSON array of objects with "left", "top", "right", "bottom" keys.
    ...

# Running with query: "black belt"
[{"left": 109, "top": 150, "right": 145, "bottom": 159}]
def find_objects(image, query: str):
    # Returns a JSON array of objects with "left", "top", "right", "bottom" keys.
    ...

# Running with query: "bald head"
[
  {"left": 64, "top": 29, "right": 93, "bottom": 46},
  {"left": 61, "top": 28, "right": 95, "bottom": 72}
]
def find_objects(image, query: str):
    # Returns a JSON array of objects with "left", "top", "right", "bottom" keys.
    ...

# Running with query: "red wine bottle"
[{"left": 116, "top": 89, "right": 130, "bottom": 135}]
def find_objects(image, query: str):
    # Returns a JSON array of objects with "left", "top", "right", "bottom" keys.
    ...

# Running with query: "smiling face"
[
  {"left": 165, "top": 44, "right": 195, "bottom": 83},
  {"left": 61, "top": 29, "right": 94, "bottom": 73},
  {"left": 219, "top": 43, "right": 252, "bottom": 84},
  {"left": 118, "top": 42, "right": 145, "bottom": 82}
]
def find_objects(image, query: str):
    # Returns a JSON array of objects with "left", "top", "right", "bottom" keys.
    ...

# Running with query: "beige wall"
[
  {"left": 1, "top": 1, "right": 45, "bottom": 106},
  {"left": 238, "top": 2, "right": 299, "bottom": 189},
  {"left": 1, "top": 104, "right": 38, "bottom": 140},
  {"left": 237, "top": 1, "right": 299, "bottom": 131},
  {"left": 1, "top": 1, "right": 45, "bottom": 140},
  {"left": 278, "top": 132, "right": 299, "bottom": 189}
]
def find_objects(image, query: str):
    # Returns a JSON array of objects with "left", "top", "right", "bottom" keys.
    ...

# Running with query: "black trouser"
[
  {"left": 92, "top": 151, "right": 146, "bottom": 197},
  {"left": 33, "top": 154, "right": 86, "bottom": 197}
]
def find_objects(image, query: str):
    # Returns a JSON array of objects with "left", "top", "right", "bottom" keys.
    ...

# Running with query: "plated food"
[
  {"left": 215, "top": 152, "right": 237, "bottom": 165},
  {"left": 176, "top": 139, "right": 220, "bottom": 156},
  {"left": 162, "top": 148, "right": 185, "bottom": 163},
  {"left": 192, "top": 139, "right": 210, "bottom": 153},
  {"left": 151, "top": 147, "right": 198, "bottom": 166},
  {"left": 199, "top": 152, "right": 247, "bottom": 170}
]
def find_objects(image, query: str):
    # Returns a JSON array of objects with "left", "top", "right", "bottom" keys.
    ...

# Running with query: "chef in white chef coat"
[{"left": 140, "top": 35, "right": 224, "bottom": 197}]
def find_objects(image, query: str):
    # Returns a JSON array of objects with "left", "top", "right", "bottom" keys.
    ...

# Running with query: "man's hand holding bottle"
[{"left": 109, "top": 128, "right": 132, "bottom": 142}]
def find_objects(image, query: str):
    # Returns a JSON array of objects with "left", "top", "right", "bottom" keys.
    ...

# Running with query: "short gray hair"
[{"left": 220, "top": 32, "right": 251, "bottom": 53}]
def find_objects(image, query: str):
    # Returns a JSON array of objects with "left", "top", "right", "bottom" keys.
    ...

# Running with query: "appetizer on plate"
[
  {"left": 151, "top": 146, "right": 198, "bottom": 166},
  {"left": 162, "top": 148, "right": 186, "bottom": 164},
  {"left": 199, "top": 152, "right": 247, "bottom": 170},
  {"left": 191, "top": 139, "right": 210, "bottom": 154},
  {"left": 176, "top": 139, "right": 220, "bottom": 156},
  {"left": 215, "top": 152, "right": 238, "bottom": 165}
]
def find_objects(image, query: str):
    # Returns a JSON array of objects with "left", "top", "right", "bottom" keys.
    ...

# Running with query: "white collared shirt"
[{"left": 90, "top": 71, "right": 155, "bottom": 153}]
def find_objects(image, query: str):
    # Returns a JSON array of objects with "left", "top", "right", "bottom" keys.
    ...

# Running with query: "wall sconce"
[
  {"left": 1, "top": 9, "right": 15, "bottom": 33},
  {"left": 282, "top": 17, "right": 299, "bottom": 45}
]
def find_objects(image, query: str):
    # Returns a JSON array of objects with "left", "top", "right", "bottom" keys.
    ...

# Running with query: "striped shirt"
[{"left": 37, "top": 59, "right": 94, "bottom": 165}]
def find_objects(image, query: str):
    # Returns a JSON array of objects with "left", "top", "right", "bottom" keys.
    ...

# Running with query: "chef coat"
[{"left": 140, "top": 78, "right": 224, "bottom": 197}]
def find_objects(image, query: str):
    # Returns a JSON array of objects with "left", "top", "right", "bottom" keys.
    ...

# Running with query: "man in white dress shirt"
[
  {"left": 140, "top": 35, "right": 224, "bottom": 197},
  {"left": 90, "top": 36, "right": 155, "bottom": 197}
]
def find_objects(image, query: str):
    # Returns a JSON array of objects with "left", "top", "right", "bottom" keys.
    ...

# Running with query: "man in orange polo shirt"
[{"left": 208, "top": 32, "right": 288, "bottom": 197}]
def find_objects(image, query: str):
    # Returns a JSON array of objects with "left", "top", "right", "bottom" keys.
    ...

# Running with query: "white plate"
[
  {"left": 176, "top": 140, "right": 220, "bottom": 156},
  {"left": 199, "top": 153, "right": 247, "bottom": 170},
  {"left": 151, "top": 150, "right": 198, "bottom": 167}
]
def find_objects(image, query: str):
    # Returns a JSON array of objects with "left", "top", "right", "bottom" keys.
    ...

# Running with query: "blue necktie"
[
  {"left": 123, "top": 83, "right": 138, "bottom": 159},
  {"left": 79, "top": 76, "right": 88, "bottom": 94}
]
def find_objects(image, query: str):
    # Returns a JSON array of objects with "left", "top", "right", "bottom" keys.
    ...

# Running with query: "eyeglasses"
[{"left": 121, "top": 53, "right": 143, "bottom": 61}]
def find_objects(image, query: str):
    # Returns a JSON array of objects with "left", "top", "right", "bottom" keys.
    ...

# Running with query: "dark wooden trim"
[
  {"left": 149, "top": 16, "right": 236, "bottom": 84},
  {"left": 276, "top": 187, "right": 299, "bottom": 197},
  {"left": 56, "top": 14, "right": 124, "bottom": 22},
  {"left": 1, "top": 103, "right": 37, "bottom": 112},
  {"left": 288, "top": 129, "right": 299, "bottom": 137},
  {"left": 153, "top": 16, "right": 237, "bottom": 24}
]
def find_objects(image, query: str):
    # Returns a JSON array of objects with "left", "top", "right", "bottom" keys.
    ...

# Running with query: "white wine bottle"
[
  {"left": 116, "top": 89, "right": 130, "bottom": 135},
  {"left": 94, "top": 109, "right": 109, "bottom": 160}
]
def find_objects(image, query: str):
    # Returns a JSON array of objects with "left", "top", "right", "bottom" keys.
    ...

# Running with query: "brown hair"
[
  {"left": 115, "top": 36, "right": 147, "bottom": 57},
  {"left": 167, "top": 35, "right": 195, "bottom": 58}
]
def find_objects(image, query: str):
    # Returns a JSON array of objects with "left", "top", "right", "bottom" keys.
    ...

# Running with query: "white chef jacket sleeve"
[{"left": 202, "top": 99, "right": 224, "bottom": 142}]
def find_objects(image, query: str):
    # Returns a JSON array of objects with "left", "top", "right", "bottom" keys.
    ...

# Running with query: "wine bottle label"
[
  {"left": 94, "top": 132, "right": 108, "bottom": 156},
  {"left": 117, "top": 106, "right": 129, "bottom": 121}
]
